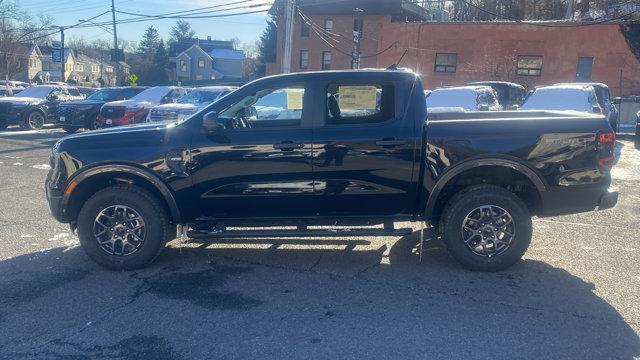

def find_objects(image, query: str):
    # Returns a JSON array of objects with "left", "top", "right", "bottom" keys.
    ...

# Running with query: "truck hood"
[
  {"left": 60, "top": 99, "right": 106, "bottom": 107},
  {"left": 152, "top": 103, "right": 201, "bottom": 112},
  {"left": 0, "top": 97, "right": 44, "bottom": 105},
  {"left": 103, "top": 99, "right": 156, "bottom": 109}
]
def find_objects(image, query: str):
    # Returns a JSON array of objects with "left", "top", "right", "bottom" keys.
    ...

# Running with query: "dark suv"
[
  {"left": 467, "top": 81, "right": 527, "bottom": 109},
  {"left": 56, "top": 87, "right": 147, "bottom": 133},
  {"left": 0, "top": 85, "right": 84, "bottom": 130}
]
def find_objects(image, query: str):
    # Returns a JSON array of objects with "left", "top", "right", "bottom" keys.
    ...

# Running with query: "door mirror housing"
[
  {"left": 47, "top": 94, "right": 58, "bottom": 101},
  {"left": 592, "top": 105, "right": 602, "bottom": 114},
  {"left": 202, "top": 111, "right": 222, "bottom": 133},
  {"left": 160, "top": 97, "right": 173, "bottom": 104}
]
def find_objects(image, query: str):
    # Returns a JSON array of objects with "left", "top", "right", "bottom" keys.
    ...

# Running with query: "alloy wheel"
[
  {"left": 93, "top": 205, "right": 146, "bottom": 256},
  {"left": 461, "top": 205, "right": 515, "bottom": 257}
]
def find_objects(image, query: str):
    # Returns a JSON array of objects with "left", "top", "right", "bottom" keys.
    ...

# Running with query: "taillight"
[{"left": 596, "top": 131, "right": 616, "bottom": 171}]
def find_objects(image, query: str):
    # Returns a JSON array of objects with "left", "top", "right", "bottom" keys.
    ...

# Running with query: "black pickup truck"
[{"left": 46, "top": 70, "right": 618, "bottom": 271}]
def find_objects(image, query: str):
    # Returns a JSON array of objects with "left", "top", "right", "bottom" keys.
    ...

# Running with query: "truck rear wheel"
[
  {"left": 440, "top": 185, "right": 532, "bottom": 272},
  {"left": 76, "top": 185, "right": 172, "bottom": 270}
]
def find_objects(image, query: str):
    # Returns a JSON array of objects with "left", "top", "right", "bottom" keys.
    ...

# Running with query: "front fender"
[{"left": 63, "top": 163, "right": 182, "bottom": 223}]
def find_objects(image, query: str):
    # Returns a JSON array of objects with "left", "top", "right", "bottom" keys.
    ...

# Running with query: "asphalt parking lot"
[{"left": 0, "top": 127, "right": 638, "bottom": 359}]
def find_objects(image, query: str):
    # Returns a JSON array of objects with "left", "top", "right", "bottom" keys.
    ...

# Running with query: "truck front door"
[
  {"left": 189, "top": 82, "right": 315, "bottom": 220},
  {"left": 311, "top": 79, "right": 418, "bottom": 218}
]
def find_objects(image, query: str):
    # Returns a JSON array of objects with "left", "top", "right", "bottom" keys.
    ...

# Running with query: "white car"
[
  {"left": 426, "top": 86, "right": 502, "bottom": 113},
  {"left": 97, "top": 86, "right": 188, "bottom": 127},
  {"left": 521, "top": 85, "right": 602, "bottom": 114},
  {"left": 147, "top": 86, "right": 236, "bottom": 123}
]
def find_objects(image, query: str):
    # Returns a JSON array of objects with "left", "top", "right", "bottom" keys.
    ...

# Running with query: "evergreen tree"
[
  {"left": 138, "top": 26, "right": 160, "bottom": 55},
  {"left": 255, "top": 15, "right": 277, "bottom": 77},
  {"left": 169, "top": 20, "right": 195, "bottom": 44}
]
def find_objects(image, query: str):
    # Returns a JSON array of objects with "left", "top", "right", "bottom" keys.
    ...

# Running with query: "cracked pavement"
[{"left": 0, "top": 128, "right": 638, "bottom": 359}]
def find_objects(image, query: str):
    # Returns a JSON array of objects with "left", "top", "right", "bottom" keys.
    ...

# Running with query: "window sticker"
[
  {"left": 286, "top": 89, "right": 304, "bottom": 110},
  {"left": 339, "top": 86, "right": 377, "bottom": 110}
]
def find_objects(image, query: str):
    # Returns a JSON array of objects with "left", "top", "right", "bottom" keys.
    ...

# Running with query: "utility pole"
[
  {"left": 60, "top": 27, "right": 65, "bottom": 83},
  {"left": 351, "top": 8, "right": 363, "bottom": 69},
  {"left": 281, "top": 0, "right": 295, "bottom": 74},
  {"left": 111, "top": 0, "right": 120, "bottom": 86}
]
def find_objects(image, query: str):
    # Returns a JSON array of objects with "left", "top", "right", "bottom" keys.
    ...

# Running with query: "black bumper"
[{"left": 539, "top": 186, "right": 618, "bottom": 217}]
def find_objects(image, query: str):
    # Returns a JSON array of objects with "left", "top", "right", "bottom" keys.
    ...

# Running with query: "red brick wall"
[
  {"left": 268, "top": 15, "right": 640, "bottom": 96},
  {"left": 267, "top": 14, "right": 384, "bottom": 75},
  {"left": 377, "top": 21, "right": 640, "bottom": 96}
]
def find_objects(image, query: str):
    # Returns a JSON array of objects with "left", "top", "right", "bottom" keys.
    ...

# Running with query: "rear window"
[{"left": 325, "top": 83, "right": 394, "bottom": 125}]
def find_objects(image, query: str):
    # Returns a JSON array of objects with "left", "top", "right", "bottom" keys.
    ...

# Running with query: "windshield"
[
  {"left": 86, "top": 88, "right": 122, "bottom": 101},
  {"left": 129, "top": 87, "right": 171, "bottom": 102},
  {"left": 15, "top": 86, "right": 53, "bottom": 98},
  {"left": 521, "top": 88, "right": 593, "bottom": 112},
  {"left": 178, "top": 90, "right": 224, "bottom": 104},
  {"left": 426, "top": 89, "right": 477, "bottom": 110}
]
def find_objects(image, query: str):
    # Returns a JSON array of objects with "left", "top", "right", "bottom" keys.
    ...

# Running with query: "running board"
[{"left": 187, "top": 227, "right": 414, "bottom": 239}]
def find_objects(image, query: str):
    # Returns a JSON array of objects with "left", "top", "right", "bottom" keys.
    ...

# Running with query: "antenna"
[{"left": 387, "top": 49, "right": 408, "bottom": 70}]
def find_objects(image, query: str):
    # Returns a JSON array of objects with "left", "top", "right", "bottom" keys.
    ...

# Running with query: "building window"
[
  {"left": 321, "top": 51, "right": 331, "bottom": 70},
  {"left": 300, "top": 50, "right": 309, "bottom": 70},
  {"left": 517, "top": 55, "right": 543, "bottom": 76},
  {"left": 91, "top": 65, "right": 100, "bottom": 73},
  {"left": 105, "top": 66, "right": 113, "bottom": 73},
  {"left": 324, "top": 19, "right": 334, "bottom": 32},
  {"left": 74, "top": 64, "right": 83, "bottom": 71},
  {"left": 198, "top": 58, "right": 205, "bottom": 68},
  {"left": 180, "top": 60, "right": 187, "bottom": 72},
  {"left": 195, "top": 75, "right": 203, "bottom": 81},
  {"left": 301, "top": 20, "right": 310, "bottom": 37},
  {"left": 434, "top": 53, "right": 457, "bottom": 73}
]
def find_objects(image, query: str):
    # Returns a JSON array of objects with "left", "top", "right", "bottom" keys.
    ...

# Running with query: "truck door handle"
[
  {"left": 375, "top": 138, "right": 406, "bottom": 147},
  {"left": 274, "top": 141, "right": 304, "bottom": 151}
]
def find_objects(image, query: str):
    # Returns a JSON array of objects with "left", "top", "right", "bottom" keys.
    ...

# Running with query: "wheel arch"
[
  {"left": 63, "top": 164, "right": 182, "bottom": 225},
  {"left": 424, "top": 158, "right": 546, "bottom": 222}
]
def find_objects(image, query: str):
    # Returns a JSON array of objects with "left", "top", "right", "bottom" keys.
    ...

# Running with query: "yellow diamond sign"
[{"left": 129, "top": 73, "right": 138, "bottom": 85}]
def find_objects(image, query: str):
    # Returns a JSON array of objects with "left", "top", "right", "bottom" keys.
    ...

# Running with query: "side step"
[{"left": 187, "top": 227, "right": 414, "bottom": 239}]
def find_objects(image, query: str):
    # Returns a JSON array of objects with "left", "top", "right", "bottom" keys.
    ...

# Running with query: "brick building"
[{"left": 268, "top": 0, "right": 640, "bottom": 96}]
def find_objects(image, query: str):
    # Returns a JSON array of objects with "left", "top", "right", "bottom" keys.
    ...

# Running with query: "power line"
[{"left": 115, "top": 2, "right": 273, "bottom": 19}]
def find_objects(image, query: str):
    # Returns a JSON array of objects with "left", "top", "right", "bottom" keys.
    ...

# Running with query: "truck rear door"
[{"left": 310, "top": 77, "right": 419, "bottom": 218}]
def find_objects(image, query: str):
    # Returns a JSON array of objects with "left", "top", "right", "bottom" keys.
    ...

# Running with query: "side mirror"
[
  {"left": 161, "top": 97, "right": 173, "bottom": 104},
  {"left": 48, "top": 94, "right": 58, "bottom": 101},
  {"left": 202, "top": 111, "right": 222, "bottom": 133},
  {"left": 592, "top": 106, "right": 602, "bottom": 114},
  {"left": 479, "top": 104, "right": 490, "bottom": 111}
]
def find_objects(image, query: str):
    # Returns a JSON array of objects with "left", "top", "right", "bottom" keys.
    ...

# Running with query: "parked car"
[
  {"left": 425, "top": 86, "right": 502, "bottom": 113},
  {"left": 0, "top": 85, "right": 84, "bottom": 130},
  {"left": 555, "top": 82, "right": 619, "bottom": 131},
  {"left": 521, "top": 85, "right": 602, "bottom": 114},
  {"left": 96, "top": 86, "right": 188, "bottom": 128},
  {"left": 56, "top": 87, "right": 148, "bottom": 133},
  {"left": 46, "top": 70, "right": 617, "bottom": 272},
  {"left": 0, "top": 80, "right": 29, "bottom": 97},
  {"left": 147, "top": 86, "right": 236, "bottom": 123},
  {"left": 468, "top": 81, "right": 526, "bottom": 109},
  {"left": 77, "top": 87, "right": 97, "bottom": 98}
]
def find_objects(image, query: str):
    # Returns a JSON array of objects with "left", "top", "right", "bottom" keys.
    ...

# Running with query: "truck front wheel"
[
  {"left": 440, "top": 185, "right": 532, "bottom": 271},
  {"left": 76, "top": 185, "right": 172, "bottom": 270}
]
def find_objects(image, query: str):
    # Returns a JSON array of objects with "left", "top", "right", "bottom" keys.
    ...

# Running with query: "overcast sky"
[{"left": 19, "top": 0, "right": 271, "bottom": 47}]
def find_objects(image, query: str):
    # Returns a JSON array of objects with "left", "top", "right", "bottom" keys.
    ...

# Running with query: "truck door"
[
  {"left": 189, "top": 81, "right": 315, "bottom": 219},
  {"left": 311, "top": 79, "right": 418, "bottom": 218}
]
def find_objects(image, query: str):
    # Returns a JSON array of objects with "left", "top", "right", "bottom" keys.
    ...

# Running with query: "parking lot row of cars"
[
  {"left": 0, "top": 84, "right": 236, "bottom": 132},
  {"left": 425, "top": 81, "right": 620, "bottom": 131}
]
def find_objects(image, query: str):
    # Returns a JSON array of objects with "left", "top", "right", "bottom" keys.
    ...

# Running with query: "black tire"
[
  {"left": 77, "top": 185, "right": 172, "bottom": 270},
  {"left": 440, "top": 185, "right": 532, "bottom": 272},
  {"left": 87, "top": 113, "right": 99, "bottom": 130},
  {"left": 22, "top": 110, "right": 45, "bottom": 130},
  {"left": 63, "top": 126, "right": 78, "bottom": 134}
]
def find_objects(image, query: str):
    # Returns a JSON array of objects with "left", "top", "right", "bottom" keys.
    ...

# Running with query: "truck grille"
[
  {"left": 100, "top": 106, "right": 125, "bottom": 119},
  {"left": 57, "top": 106, "right": 80, "bottom": 123},
  {"left": 148, "top": 109, "right": 179, "bottom": 122}
]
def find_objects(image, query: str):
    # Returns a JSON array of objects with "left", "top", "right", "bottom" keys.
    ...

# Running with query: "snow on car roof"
[
  {"left": 196, "top": 86, "right": 237, "bottom": 92},
  {"left": 521, "top": 85, "right": 596, "bottom": 112}
]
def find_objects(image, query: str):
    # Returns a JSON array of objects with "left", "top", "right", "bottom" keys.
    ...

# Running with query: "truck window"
[
  {"left": 325, "top": 83, "right": 394, "bottom": 125},
  {"left": 219, "top": 86, "right": 305, "bottom": 128}
]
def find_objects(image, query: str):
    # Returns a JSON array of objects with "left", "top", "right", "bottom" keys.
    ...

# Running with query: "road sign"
[{"left": 129, "top": 73, "right": 138, "bottom": 85}]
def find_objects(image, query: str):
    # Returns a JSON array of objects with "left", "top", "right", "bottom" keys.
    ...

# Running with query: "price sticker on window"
[
  {"left": 339, "top": 86, "right": 377, "bottom": 110},
  {"left": 286, "top": 90, "right": 303, "bottom": 110}
]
